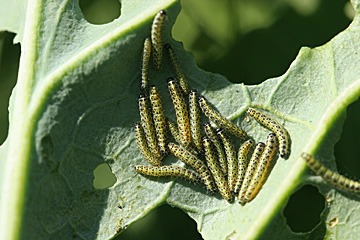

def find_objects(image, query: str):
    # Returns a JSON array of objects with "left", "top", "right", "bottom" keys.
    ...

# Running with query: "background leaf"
[{"left": 1, "top": 0, "right": 360, "bottom": 240}]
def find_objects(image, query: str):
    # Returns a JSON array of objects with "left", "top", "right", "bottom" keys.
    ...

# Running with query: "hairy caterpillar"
[
  {"left": 198, "top": 96, "right": 247, "bottom": 139},
  {"left": 167, "top": 78, "right": 191, "bottom": 147},
  {"left": 244, "top": 133, "right": 277, "bottom": 203},
  {"left": 203, "top": 136, "right": 232, "bottom": 203},
  {"left": 189, "top": 89, "right": 202, "bottom": 152},
  {"left": 168, "top": 142, "right": 216, "bottom": 193},
  {"left": 216, "top": 128, "right": 237, "bottom": 192},
  {"left": 238, "top": 142, "right": 265, "bottom": 205},
  {"left": 234, "top": 139, "right": 253, "bottom": 194},
  {"left": 165, "top": 43, "right": 189, "bottom": 94},
  {"left": 134, "top": 165, "right": 201, "bottom": 183},
  {"left": 247, "top": 107, "right": 289, "bottom": 158},
  {"left": 149, "top": 86, "right": 167, "bottom": 155},
  {"left": 134, "top": 122, "right": 161, "bottom": 166},
  {"left": 139, "top": 94, "right": 162, "bottom": 159},
  {"left": 151, "top": 10, "right": 166, "bottom": 70},
  {"left": 140, "top": 38, "right": 151, "bottom": 91},
  {"left": 203, "top": 122, "right": 227, "bottom": 176},
  {"left": 301, "top": 152, "right": 360, "bottom": 193},
  {"left": 166, "top": 118, "right": 199, "bottom": 155}
]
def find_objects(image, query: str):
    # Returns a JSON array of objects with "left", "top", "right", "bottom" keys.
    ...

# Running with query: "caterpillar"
[
  {"left": 166, "top": 118, "right": 182, "bottom": 143},
  {"left": 203, "top": 122, "right": 227, "bottom": 176},
  {"left": 246, "top": 107, "right": 289, "bottom": 158},
  {"left": 134, "top": 122, "right": 161, "bottom": 166},
  {"left": 165, "top": 43, "right": 189, "bottom": 94},
  {"left": 167, "top": 78, "right": 191, "bottom": 147},
  {"left": 151, "top": 10, "right": 166, "bottom": 70},
  {"left": 203, "top": 136, "right": 233, "bottom": 203},
  {"left": 149, "top": 86, "right": 168, "bottom": 155},
  {"left": 244, "top": 133, "right": 277, "bottom": 203},
  {"left": 168, "top": 142, "right": 216, "bottom": 193},
  {"left": 140, "top": 38, "right": 151, "bottom": 91},
  {"left": 138, "top": 94, "right": 162, "bottom": 160},
  {"left": 234, "top": 139, "right": 254, "bottom": 194},
  {"left": 198, "top": 96, "right": 247, "bottom": 139},
  {"left": 216, "top": 128, "right": 238, "bottom": 192},
  {"left": 238, "top": 142, "right": 265, "bottom": 205},
  {"left": 134, "top": 165, "right": 201, "bottom": 183},
  {"left": 166, "top": 118, "right": 199, "bottom": 155},
  {"left": 189, "top": 89, "right": 202, "bottom": 152},
  {"left": 301, "top": 152, "right": 360, "bottom": 193}
]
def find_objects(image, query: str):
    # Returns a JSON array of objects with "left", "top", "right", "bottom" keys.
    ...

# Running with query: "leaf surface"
[{"left": 1, "top": 0, "right": 360, "bottom": 239}]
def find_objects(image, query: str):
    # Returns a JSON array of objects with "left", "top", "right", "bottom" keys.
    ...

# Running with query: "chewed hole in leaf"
[
  {"left": 79, "top": 0, "right": 121, "bottom": 24},
  {"left": 93, "top": 163, "right": 117, "bottom": 189},
  {"left": 283, "top": 185, "right": 325, "bottom": 233},
  {"left": 0, "top": 32, "right": 20, "bottom": 144},
  {"left": 115, "top": 205, "right": 202, "bottom": 240},
  {"left": 335, "top": 99, "right": 360, "bottom": 181}
]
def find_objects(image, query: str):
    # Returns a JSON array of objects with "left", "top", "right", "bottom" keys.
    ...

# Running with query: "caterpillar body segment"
[
  {"left": 166, "top": 118, "right": 199, "bottom": 155},
  {"left": 168, "top": 142, "right": 216, "bottom": 192},
  {"left": 203, "top": 136, "right": 233, "bottom": 203},
  {"left": 301, "top": 152, "right": 360, "bottom": 193},
  {"left": 244, "top": 133, "right": 277, "bottom": 203},
  {"left": 167, "top": 78, "right": 191, "bottom": 147},
  {"left": 149, "top": 86, "right": 168, "bottom": 155},
  {"left": 189, "top": 89, "right": 202, "bottom": 152},
  {"left": 139, "top": 94, "right": 162, "bottom": 160},
  {"left": 238, "top": 142, "right": 265, "bottom": 205},
  {"left": 140, "top": 38, "right": 151, "bottom": 91},
  {"left": 203, "top": 122, "right": 227, "bottom": 176},
  {"left": 134, "top": 122, "right": 162, "bottom": 166},
  {"left": 247, "top": 107, "right": 289, "bottom": 158},
  {"left": 234, "top": 139, "right": 254, "bottom": 194},
  {"left": 198, "top": 96, "right": 247, "bottom": 139},
  {"left": 216, "top": 128, "right": 238, "bottom": 192},
  {"left": 134, "top": 165, "right": 201, "bottom": 183},
  {"left": 165, "top": 43, "right": 189, "bottom": 95},
  {"left": 151, "top": 10, "right": 166, "bottom": 70}
]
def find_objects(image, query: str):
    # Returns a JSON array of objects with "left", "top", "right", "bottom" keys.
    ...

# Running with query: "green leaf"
[
  {"left": 1, "top": 0, "right": 360, "bottom": 240},
  {"left": 0, "top": 0, "right": 27, "bottom": 43},
  {"left": 0, "top": 0, "right": 178, "bottom": 239}
]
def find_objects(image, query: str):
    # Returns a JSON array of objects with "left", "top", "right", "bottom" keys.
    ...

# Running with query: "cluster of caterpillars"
[{"left": 133, "top": 10, "right": 290, "bottom": 205}]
